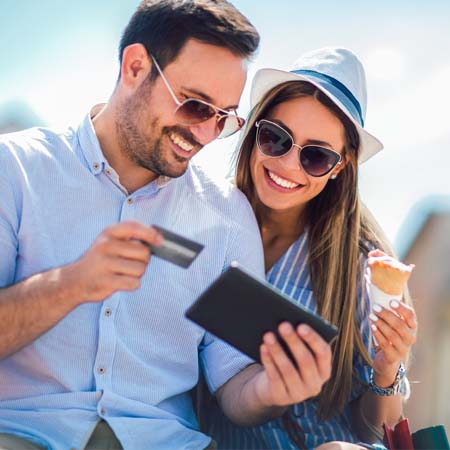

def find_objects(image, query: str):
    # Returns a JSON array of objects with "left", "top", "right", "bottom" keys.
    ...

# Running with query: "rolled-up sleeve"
[{"left": 199, "top": 331, "right": 254, "bottom": 393}]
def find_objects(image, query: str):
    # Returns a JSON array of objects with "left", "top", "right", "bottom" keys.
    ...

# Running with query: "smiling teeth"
[
  {"left": 268, "top": 170, "right": 299, "bottom": 189},
  {"left": 169, "top": 133, "right": 194, "bottom": 152}
]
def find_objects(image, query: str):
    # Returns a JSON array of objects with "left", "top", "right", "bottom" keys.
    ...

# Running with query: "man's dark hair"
[{"left": 119, "top": 0, "right": 260, "bottom": 78}]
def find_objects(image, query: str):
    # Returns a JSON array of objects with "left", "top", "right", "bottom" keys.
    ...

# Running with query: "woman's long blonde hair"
[{"left": 235, "top": 81, "right": 403, "bottom": 423}]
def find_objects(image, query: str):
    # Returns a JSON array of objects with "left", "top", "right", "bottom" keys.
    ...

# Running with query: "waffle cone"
[{"left": 368, "top": 254, "right": 414, "bottom": 296}]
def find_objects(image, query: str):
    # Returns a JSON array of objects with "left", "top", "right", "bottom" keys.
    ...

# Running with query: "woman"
[{"left": 205, "top": 47, "right": 417, "bottom": 449}]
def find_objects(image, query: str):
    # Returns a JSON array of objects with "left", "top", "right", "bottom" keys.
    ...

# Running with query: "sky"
[{"left": 1, "top": 0, "right": 450, "bottom": 250}]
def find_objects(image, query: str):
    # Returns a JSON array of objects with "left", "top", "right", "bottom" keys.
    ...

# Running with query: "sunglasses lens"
[
  {"left": 175, "top": 99, "right": 215, "bottom": 125},
  {"left": 217, "top": 115, "right": 245, "bottom": 139},
  {"left": 175, "top": 100, "right": 244, "bottom": 138},
  {"left": 257, "top": 122, "right": 292, "bottom": 157},
  {"left": 300, "top": 146, "right": 341, "bottom": 177}
]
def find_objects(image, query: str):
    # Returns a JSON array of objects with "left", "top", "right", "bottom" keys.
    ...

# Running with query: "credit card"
[{"left": 149, "top": 225, "right": 204, "bottom": 268}]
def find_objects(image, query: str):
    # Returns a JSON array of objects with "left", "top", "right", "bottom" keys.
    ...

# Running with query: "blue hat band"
[{"left": 291, "top": 69, "right": 364, "bottom": 127}]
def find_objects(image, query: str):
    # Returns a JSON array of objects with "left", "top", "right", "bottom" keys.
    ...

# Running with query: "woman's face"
[{"left": 250, "top": 95, "right": 346, "bottom": 213}]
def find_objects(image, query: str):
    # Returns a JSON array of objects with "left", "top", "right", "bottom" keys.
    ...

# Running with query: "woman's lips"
[{"left": 263, "top": 167, "right": 304, "bottom": 192}]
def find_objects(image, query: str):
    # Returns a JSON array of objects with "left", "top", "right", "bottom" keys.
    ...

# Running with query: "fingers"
[
  {"left": 296, "top": 324, "right": 332, "bottom": 381},
  {"left": 104, "top": 221, "right": 164, "bottom": 246},
  {"left": 372, "top": 304, "right": 417, "bottom": 347},
  {"left": 390, "top": 300, "right": 418, "bottom": 330},
  {"left": 370, "top": 322, "right": 403, "bottom": 368},
  {"left": 370, "top": 322, "right": 396, "bottom": 353},
  {"left": 76, "top": 221, "right": 162, "bottom": 302},
  {"left": 109, "top": 274, "right": 142, "bottom": 292},
  {"left": 107, "top": 256, "right": 149, "bottom": 277},
  {"left": 263, "top": 330, "right": 302, "bottom": 396},
  {"left": 103, "top": 239, "right": 151, "bottom": 263},
  {"left": 260, "top": 344, "right": 288, "bottom": 401},
  {"left": 260, "top": 322, "right": 332, "bottom": 404},
  {"left": 370, "top": 302, "right": 417, "bottom": 367},
  {"left": 370, "top": 317, "right": 408, "bottom": 361},
  {"left": 96, "top": 221, "right": 163, "bottom": 262}
]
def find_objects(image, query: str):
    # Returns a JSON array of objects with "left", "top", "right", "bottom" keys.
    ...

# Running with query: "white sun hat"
[{"left": 250, "top": 47, "right": 383, "bottom": 163}]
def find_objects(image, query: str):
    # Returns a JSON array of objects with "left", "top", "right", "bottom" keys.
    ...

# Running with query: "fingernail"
[
  {"left": 369, "top": 313, "right": 378, "bottom": 322},
  {"left": 279, "top": 323, "right": 293, "bottom": 335},
  {"left": 371, "top": 324, "right": 378, "bottom": 332},
  {"left": 373, "top": 304, "right": 382, "bottom": 313},
  {"left": 297, "top": 324, "right": 310, "bottom": 336},
  {"left": 265, "top": 333, "right": 276, "bottom": 344},
  {"left": 150, "top": 232, "right": 163, "bottom": 246},
  {"left": 390, "top": 300, "right": 400, "bottom": 309}
]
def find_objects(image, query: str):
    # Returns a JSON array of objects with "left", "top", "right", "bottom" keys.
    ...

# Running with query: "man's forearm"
[
  {"left": 0, "top": 264, "right": 83, "bottom": 359},
  {"left": 216, "top": 363, "right": 287, "bottom": 427},
  {"left": 0, "top": 221, "right": 158, "bottom": 360}
]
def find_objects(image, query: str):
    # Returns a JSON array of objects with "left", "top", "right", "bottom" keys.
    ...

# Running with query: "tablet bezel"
[{"left": 185, "top": 263, "right": 338, "bottom": 364}]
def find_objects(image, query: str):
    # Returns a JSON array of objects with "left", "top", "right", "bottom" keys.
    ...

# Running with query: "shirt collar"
[
  {"left": 77, "top": 104, "right": 107, "bottom": 175},
  {"left": 156, "top": 175, "right": 173, "bottom": 188},
  {"left": 77, "top": 104, "right": 174, "bottom": 189}
]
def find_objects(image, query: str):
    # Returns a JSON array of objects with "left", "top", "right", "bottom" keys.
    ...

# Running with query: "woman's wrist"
[
  {"left": 373, "top": 363, "right": 401, "bottom": 387},
  {"left": 370, "top": 362, "right": 407, "bottom": 396}
]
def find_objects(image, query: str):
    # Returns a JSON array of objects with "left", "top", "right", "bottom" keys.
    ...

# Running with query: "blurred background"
[{"left": 1, "top": 0, "right": 449, "bottom": 433}]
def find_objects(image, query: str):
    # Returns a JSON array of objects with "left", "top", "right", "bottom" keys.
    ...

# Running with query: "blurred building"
[
  {"left": 397, "top": 195, "right": 450, "bottom": 432},
  {"left": 0, "top": 99, "right": 44, "bottom": 134}
]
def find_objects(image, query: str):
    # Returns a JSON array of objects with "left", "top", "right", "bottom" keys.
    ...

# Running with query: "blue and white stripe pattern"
[
  {"left": 0, "top": 112, "right": 264, "bottom": 450},
  {"left": 208, "top": 233, "right": 380, "bottom": 449}
]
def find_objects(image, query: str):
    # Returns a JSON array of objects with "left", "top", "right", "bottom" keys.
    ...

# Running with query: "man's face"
[{"left": 117, "top": 39, "right": 247, "bottom": 179}]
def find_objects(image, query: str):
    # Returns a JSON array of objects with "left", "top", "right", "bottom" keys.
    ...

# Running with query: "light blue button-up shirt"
[{"left": 0, "top": 111, "right": 264, "bottom": 450}]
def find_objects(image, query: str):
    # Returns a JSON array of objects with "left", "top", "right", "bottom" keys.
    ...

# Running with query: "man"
[{"left": 0, "top": 1, "right": 332, "bottom": 449}]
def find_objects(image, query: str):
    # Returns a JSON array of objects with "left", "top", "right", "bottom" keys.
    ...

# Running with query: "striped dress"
[{"left": 207, "top": 232, "right": 385, "bottom": 449}]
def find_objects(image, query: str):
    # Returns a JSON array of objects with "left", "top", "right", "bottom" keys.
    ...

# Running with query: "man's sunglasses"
[
  {"left": 151, "top": 55, "right": 245, "bottom": 139},
  {"left": 255, "top": 119, "right": 342, "bottom": 177}
]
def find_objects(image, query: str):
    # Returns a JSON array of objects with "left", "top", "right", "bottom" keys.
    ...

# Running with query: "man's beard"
[{"left": 116, "top": 79, "right": 200, "bottom": 179}]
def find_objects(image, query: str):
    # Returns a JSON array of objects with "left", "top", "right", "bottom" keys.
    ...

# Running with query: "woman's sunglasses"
[
  {"left": 151, "top": 55, "right": 245, "bottom": 139},
  {"left": 255, "top": 119, "right": 342, "bottom": 177}
]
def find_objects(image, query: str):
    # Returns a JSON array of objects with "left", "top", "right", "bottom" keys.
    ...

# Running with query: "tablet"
[{"left": 185, "top": 262, "right": 338, "bottom": 364}]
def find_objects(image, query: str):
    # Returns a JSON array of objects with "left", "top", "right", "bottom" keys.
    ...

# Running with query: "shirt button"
[
  {"left": 104, "top": 308, "right": 112, "bottom": 317},
  {"left": 105, "top": 169, "right": 112, "bottom": 176},
  {"left": 93, "top": 162, "right": 100, "bottom": 170},
  {"left": 97, "top": 366, "right": 106, "bottom": 375},
  {"left": 100, "top": 408, "right": 106, "bottom": 416},
  {"left": 127, "top": 198, "right": 133, "bottom": 204}
]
